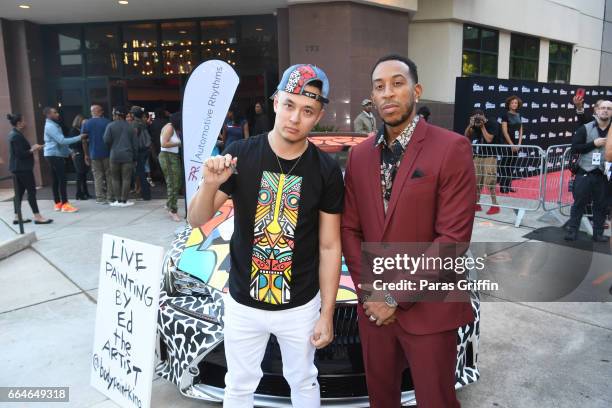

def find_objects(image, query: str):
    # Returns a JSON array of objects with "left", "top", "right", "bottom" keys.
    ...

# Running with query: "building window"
[
  {"left": 123, "top": 23, "right": 158, "bottom": 49},
  {"left": 510, "top": 33, "right": 539, "bottom": 80},
  {"left": 462, "top": 25, "right": 498, "bottom": 77},
  {"left": 548, "top": 41, "right": 572, "bottom": 84},
  {"left": 200, "top": 20, "right": 238, "bottom": 67}
]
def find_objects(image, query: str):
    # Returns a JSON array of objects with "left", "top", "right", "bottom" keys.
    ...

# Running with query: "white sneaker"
[
  {"left": 122, "top": 201, "right": 135, "bottom": 207},
  {"left": 109, "top": 201, "right": 120, "bottom": 207}
]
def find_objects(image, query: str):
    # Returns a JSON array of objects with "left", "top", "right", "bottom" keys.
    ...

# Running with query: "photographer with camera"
[{"left": 465, "top": 109, "right": 500, "bottom": 215}]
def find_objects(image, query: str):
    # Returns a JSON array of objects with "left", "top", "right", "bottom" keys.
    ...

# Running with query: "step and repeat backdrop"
[{"left": 453, "top": 76, "right": 612, "bottom": 151}]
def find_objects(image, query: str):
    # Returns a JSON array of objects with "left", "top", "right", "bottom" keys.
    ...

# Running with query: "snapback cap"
[{"left": 275, "top": 64, "right": 330, "bottom": 104}]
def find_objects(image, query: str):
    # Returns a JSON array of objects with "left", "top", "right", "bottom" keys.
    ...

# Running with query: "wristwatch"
[{"left": 384, "top": 292, "right": 398, "bottom": 308}]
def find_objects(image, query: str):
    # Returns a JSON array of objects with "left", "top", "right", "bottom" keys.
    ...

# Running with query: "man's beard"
[
  {"left": 383, "top": 102, "right": 415, "bottom": 127},
  {"left": 596, "top": 113, "right": 611, "bottom": 125}
]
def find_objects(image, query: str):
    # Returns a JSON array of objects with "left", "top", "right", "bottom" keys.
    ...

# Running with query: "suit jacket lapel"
[
  {"left": 366, "top": 141, "right": 385, "bottom": 235},
  {"left": 382, "top": 119, "right": 427, "bottom": 233}
]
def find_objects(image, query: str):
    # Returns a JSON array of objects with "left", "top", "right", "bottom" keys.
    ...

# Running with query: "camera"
[{"left": 471, "top": 114, "right": 485, "bottom": 127}]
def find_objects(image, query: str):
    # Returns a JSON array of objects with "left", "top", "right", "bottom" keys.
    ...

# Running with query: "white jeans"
[{"left": 223, "top": 292, "right": 321, "bottom": 408}]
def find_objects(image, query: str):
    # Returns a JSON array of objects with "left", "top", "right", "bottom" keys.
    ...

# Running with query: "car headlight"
[{"left": 163, "top": 256, "right": 213, "bottom": 297}]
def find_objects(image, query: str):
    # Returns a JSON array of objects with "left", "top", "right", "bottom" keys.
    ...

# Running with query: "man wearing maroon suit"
[{"left": 341, "top": 54, "right": 476, "bottom": 407}]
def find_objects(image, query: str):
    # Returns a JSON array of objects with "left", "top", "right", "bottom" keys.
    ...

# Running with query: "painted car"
[{"left": 156, "top": 133, "right": 480, "bottom": 407}]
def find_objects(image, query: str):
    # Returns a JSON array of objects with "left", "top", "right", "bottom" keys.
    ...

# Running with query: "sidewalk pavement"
[{"left": 0, "top": 196, "right": 611, "bottom": 408}]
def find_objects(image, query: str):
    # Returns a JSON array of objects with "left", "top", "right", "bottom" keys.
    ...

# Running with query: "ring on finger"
[{"left": 369, "top": 315, "right": 377, "bottom": 322}]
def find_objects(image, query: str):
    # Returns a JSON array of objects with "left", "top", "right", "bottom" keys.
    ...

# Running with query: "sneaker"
[
  {"left": 169, "top": 211, "right": 181, "bottom": 222},
  {"left": 54, "top": 203, "right": 63, "bottom": 211},
  {"left": 109, "top": 201, "right": 120, "bottom": 207},
  {"left": 61, "top": 202, "right": 79, "bottom": 213},
  {"left": 486, "top": 206, "right": 500, "bottom": 215},
  {"left": 123, "top": 201, "right": 134, "bottom": 207},
  {"left": 475, "top": 204, "right": 483, "bottom": 212}
]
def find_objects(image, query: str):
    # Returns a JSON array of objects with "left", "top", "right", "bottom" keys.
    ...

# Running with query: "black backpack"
[{"left": 137, "top": 126, "right": 152, "bottom": 151}]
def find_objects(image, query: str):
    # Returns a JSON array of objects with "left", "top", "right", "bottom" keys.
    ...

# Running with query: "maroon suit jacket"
[{"left": 341, "top": 119, "right": 476, "bottom": 335}]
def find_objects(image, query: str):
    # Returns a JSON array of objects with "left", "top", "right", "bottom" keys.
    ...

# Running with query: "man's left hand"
[
  {"left": 311, "top": 315, "right": 334, "bottom": 349},
  {"left": 364, "top": 301, "right": 397, "bottom": 326}
]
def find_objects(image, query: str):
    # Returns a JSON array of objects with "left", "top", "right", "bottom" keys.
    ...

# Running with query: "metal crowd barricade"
[
  {"left": 540, "top": 144, "right": 574, "bottom": 223},
  {"left": 537, "top": 144, "right": 597, "bottom": 232},
  {"left": 472, "top": 143, "right": 545, "bottom": 227},
  {"left": 472, "top": 142, "right": 598, "bottom": 232}
]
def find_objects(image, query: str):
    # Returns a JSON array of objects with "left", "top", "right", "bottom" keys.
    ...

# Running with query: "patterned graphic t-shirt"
[{"left": 219, "top": 133, "right": 344, "bottom": 310}]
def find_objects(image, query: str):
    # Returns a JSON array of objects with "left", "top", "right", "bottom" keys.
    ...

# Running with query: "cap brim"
[{"left": 271, "top": 89, "right": 328, "bottom": 104}]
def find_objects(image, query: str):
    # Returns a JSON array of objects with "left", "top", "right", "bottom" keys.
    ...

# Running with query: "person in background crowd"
[
  {"left": 148, "top": 107, "right": 168, "bottom": 182},
  {"left": 417, "top": 105, "right": 431, "bottom": 122},
  {"left": 565, "top": 100, "right": 610, "bottom": 242},
  {"left": 43, "top": 106, "right": 84, "bottom": 213},
  {"left": 353, "top": 98, "right": 376, "bottom": 133},
  {"left": 465, "top": 109, "right": 500, "bottom": 215},
  {"left": 251, "top": 101, "right": 271, "bottom": 136},
  {"left": 82, "top": 104, "right": 113, "bottom": 204},
  {"left": 126, "top": 110, "right": 134, "bottom": 124},
  {"left": 130, "top": 106, "right": 152, "bottom": 201},
  {"left": 69, "top": 114, "right": 91, "bottom": 200},
  {"left": 6, "top": 113, "right": 52, "bottom": 224},
  {"left": 159, "top": 112, "right": 183, "bottom": 222},
  {"left": 571, "top": 94, "right": 605, "bottom": 228},
  {"left": 499, "top": 95, "right": 524, "bottom": 193},
  {"left": 103, "top": 106, "right": 137, "bottom": 207},
  {"left": 572, "top": 95, "right": 612, "bottom": 228},
  {"left": 222, "top": 106, "right": 249, "bottom": 148}
]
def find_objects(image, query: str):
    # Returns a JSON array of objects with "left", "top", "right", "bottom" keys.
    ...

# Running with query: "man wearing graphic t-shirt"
[{"left": 188, "top": 64, "right": 343, "bottom": 408}]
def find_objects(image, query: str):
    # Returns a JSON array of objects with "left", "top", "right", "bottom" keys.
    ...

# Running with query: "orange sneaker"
[
  {"left": 61, "top": 202, "right": 79, "bottom": 213},
  {"left": 54, "top": 202, "right": 63, "bottom": 211}
]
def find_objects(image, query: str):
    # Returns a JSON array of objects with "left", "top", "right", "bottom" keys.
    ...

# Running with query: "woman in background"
[
  {"left": 6, "top": 113, "right": 52, "bottom": 224},
  {"left": 222, "top": 106, "right": 249, "bottom": 149},
  {"left": 159, "top": 112, "right": 183, "bottom": 222},
  {"left": 499, "top": 95, "right": 524, "bottom": 193},
  {"left": 43, "top": 106, "right": 84, "bottom": 213}
]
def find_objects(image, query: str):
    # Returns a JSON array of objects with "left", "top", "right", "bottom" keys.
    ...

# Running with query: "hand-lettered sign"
[{"left": 90, "top": 235, "right": 164, "bottom": 408}]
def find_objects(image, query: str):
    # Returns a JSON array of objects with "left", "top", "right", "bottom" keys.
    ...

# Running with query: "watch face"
[{"left": 384, "top": 293, "right": 397, "bottom": 307}]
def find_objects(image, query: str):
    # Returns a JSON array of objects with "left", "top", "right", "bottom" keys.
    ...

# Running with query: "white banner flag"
[
  {"left": 183, "top": 60, "right": 239, "bottom": 207},
  {"left": 90, "top": 235, "right": 164, "bottom": 408}
]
